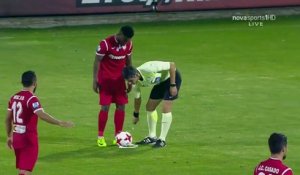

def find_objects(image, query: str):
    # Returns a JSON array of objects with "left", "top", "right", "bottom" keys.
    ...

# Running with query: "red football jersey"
[
  {"left": 96, "top": 35, "right": 133, "bottom": 83},
  {"left": 7, "top": 90, "right": 43, "bottom": 148},
  {"left": 254, "top": 157, "right": 293, "bottom": 175}
]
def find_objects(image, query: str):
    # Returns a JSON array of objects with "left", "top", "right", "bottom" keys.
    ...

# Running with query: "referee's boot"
[
  {"left": 152, "top": 139, "right": 166, "bottom": 148},
  {"left": 136, "top": 136, "right": 157, "bottom": 145}
]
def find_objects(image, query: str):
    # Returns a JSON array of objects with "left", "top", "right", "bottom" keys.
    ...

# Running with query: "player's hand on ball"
[
  {"left": 132, "top": 117, "right": 139, "bottom": 124},
  {"left": 59, "top": 121, "right": 75, "bottom": 128},
  {"left": 170, "top": 86, "right": 177, "bottom": 96}
]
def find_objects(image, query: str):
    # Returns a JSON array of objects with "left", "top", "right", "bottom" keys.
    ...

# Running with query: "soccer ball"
[{"left": 115, "top": 131, "right": 132, "bottom": 147}]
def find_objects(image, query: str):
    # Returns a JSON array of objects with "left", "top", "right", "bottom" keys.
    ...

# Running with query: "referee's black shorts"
[{"left": 149, "top": 70, "right": 182, "bottom": 101}]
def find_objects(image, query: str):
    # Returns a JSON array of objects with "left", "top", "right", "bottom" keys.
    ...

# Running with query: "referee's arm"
[{"left": 133, "top": 86, "right": 141, "bottom": 124}]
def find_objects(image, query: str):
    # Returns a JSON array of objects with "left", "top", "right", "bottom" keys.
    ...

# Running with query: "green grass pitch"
[{"left": 0, "top": 16, "right": 300, "bottom": 174}]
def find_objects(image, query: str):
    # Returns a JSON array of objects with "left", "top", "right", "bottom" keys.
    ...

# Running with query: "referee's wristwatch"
[
  {"left": 170, "top": 83, "right": 176, "bottom": 87},
  {"left": 133, "top": 112, "right": 139, "bottom": 118}
]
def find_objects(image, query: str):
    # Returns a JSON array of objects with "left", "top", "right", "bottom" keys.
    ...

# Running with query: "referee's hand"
[
  {"left": 170, "top": 86, "right": 178, "bottom": 96},
  {"left": 132, "top": 111, "right": 139, "bottom": 124},
  {"left": 132, "top": 117, "right": 139, "bottom": 124},
  {"left": 126, "top": 82, "right": 133, "bottom": 93}
]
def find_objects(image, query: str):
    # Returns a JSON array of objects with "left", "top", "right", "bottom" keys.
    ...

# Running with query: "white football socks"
[
  {"left": 147, "top": 110, "right": 158, "bottom": 138},
  {"left": 159, "top": 112, "right": 173, "bottom": 141}
]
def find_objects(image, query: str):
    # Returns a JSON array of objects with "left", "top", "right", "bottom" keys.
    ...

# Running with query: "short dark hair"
[
  {"left": 268, "top": 133, "right": 287, "bottom": 154},
  {"left": 122, "top": 66, "right": 137, "bottom": 79},
  {"left": 120, "top": 25, "right": 134, "bottom": 38},
  {"left": 21, "top": 70, "right": 37, "bottom": 87}
]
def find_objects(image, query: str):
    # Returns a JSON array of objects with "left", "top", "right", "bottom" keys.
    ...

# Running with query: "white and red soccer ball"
[{"left": 115, "top": 131, "right": 132, "bottom": 147}]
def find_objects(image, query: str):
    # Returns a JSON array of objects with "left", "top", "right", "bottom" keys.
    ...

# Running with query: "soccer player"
[
  {"left": 122, "top": 61, "right": 182, "bottom": 148},
  {"left": 93, "top": 25, "right": 134, "bottom": 147},
  {"left": 253, "top": 133, "right": 293, "bottom": 175},
  {"left": 5, "top": 71, "right": 74, "bottom": 175}
]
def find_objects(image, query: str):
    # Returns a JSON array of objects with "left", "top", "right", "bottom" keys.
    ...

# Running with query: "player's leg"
[
  {"left": 98, "top": 105, "right": 110, "bottom": 137},
  {"left": 19, "top": 169, "right": 31, "bottom": 175},
  {"left": 153, "top": 70, "right": 182, "bottom": 148},
  {"left": 97, "top": 104, "right": 110, "bottom": 147},
  {"left": 16, "top": 144, "right": 38, "bottom": 175},
  {"left": 97, "top": 80, "right": 114, "bottom": 147},
  {"left": 15, "top": 149, "right": 29, "bottom": 175},
  {"left": 113, "top": 78, "right": 128, "bottom": 145},
  {"left": 114, "top": 104, "right": 125, "bottom": 135}
]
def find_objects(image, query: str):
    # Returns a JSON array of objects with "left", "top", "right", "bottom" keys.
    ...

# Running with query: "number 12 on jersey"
[{"left": 12, "top": 101, "right": 23, "bottom": 124}]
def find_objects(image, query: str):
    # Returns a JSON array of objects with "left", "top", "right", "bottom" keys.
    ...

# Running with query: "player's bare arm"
[
  {"left": 93, "top": 55, "right": 103, "bottom": 93},
  {"left": 133, "top": 97, "right": 141, "bottom": 124},
  {"left": 126, "top": 54, "right": 132, "bottom": 67},
  {"left": 169, "top": 62, "right": 178, "bottom": 96},
  {"left": 36, "top": 110, "right": 74, "bottom": 128},
  {"left": 125, "top": 55, "right": 133, "bottom": 93},
  {"left": 5, "top": 110, "right": 13, "bottom": 149}
]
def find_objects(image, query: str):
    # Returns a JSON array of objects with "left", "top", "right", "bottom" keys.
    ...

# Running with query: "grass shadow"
[{"left": 39, "top": 144, "right": 154, "bottom": 162}]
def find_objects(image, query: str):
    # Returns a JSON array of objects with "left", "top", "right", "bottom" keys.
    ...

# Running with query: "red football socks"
[
  {"left": 98, "top": 110, "right": 108, "bottom": 137},
  {"left": 114, "top": 109, "right": 125, "bottom": 135}
]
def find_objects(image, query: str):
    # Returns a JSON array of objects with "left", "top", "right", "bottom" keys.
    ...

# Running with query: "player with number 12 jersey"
[
  {"left": 8, "top": 90, "right": 43, "bottom": 150},
  {"left": 5, "top": 71, "right": 74, "bottom": 174}
]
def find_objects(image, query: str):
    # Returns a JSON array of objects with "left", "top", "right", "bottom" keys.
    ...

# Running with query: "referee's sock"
[
  {"left": 159, "top": 112, "right": 173, "bottom": 141},
  {"left": 147, "top": 110, "right": 158, "bottom": 138}
]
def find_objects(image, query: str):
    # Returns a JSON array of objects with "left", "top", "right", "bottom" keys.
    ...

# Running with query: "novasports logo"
[{"left": 77, "top": 0, "right": 174, "bottom": 7}]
